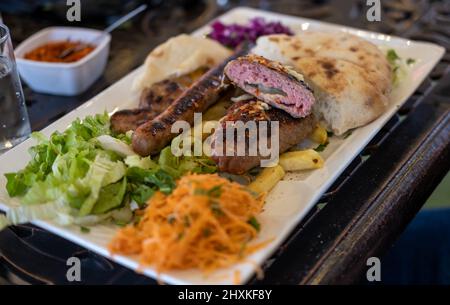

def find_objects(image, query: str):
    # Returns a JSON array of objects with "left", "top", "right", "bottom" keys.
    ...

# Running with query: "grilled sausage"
[
  {"left": 132, "top": 48, "right": 248, "bottom": 156},
  {"left": 210, "top": 100, "right": 316, "bottom": 174},
  {"left": 110, "top": 108, "right": 155, "bottom": 135},
  {"left": 110, "top": 68, "right": 208, "bottom": 134}
]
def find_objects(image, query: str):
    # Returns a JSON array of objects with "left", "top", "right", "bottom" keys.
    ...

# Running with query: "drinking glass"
[{"left": 0, "top": 23, "right": 31, "bottom": 153}]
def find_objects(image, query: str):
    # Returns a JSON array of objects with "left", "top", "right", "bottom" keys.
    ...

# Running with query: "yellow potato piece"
[
  {"left": 248, "top": 165, "right": 285, "bottom": 194},
  {"left": 279, "top": 149, "right": 324, "bottom": 171},
  {"left": 309, "top": 125, "right": 328, "bottom": 144},
  {"left": 203, "top": 99, "right": 231, "bottom": 121}
]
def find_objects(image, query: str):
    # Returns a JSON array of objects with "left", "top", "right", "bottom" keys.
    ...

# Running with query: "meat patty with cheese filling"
[{"left": 224, "top": 54, "right": 315, "bottom": 118}]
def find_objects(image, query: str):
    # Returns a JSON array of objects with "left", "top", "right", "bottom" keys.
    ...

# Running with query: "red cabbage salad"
[{"left": 208, "top": 17, "right": 293, "bottom": 48}]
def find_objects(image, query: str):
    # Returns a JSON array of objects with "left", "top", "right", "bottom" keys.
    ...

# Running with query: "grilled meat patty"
[
  {"left": 110, "top": 68, "right": 208, "bottom": 134},
  {"left": 132, "top": 48, "right": 249, "bottom": 156},
  {"left": 210, "top": 100, "right": 316, "bottom": 174},
  {"left": 110, "top": 108, "right": 155, "bottom": 135},
  {"left": 139, "top": 68, "right": 208, "bottom": 109},
  {"left": 224, "top": 54, "right": 315, "bottom": 118}
]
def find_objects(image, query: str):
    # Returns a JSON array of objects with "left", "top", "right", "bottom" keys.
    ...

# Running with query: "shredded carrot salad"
[{"left": 109, "top": 174, "right": 266, "bottom": 273}]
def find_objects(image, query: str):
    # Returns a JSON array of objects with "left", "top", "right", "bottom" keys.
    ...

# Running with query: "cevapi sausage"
[
  {"left": 210, "top": 100, "right": 316, "bottom": 174},
  {"left": 132, "top": 48, "right": 248, "bottom": 156},
  {"left": 110, "top": 68, "right": 208, "bottom": 134}
]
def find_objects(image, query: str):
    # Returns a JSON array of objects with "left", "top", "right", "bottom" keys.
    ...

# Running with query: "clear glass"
[{"left": 0, "top": 23, "right": 31, "bottom": 153}]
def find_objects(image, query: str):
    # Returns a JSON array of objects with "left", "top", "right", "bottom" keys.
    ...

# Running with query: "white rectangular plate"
[{"left": 0, "top": 7, "right": 445, "bottom": 285}]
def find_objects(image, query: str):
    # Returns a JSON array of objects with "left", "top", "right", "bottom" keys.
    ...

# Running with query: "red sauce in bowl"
[{"left": 24, "top": 40, "right": 95, "bottom": 63}]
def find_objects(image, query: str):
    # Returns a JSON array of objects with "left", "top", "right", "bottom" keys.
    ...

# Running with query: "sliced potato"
[
  {"left": 248, "top": 165, "right": 285, "bottom": 194},
  {"left": 203, "top": 99, "right": 231, "bottom": 121},
  {"left": 309, "top": 125, "right": 328, "bottom": 144},
  {"left": 279, "top": 149, "right": 324, "bottom": 171}
]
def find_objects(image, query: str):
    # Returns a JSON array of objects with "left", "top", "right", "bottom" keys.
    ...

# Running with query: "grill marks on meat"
[
  {"left": 111, "top": 80, "right": 183, "bottom": 134},
  {"left": 109, "top": 108, "right": 155, "bottom": 135},
  {"left": 138, "top": 67, "right": 209, "bottom": 109},
  {"left": 211, "top": 100, "right": 316, "bottom": 174},
  {"left": 132, "top": 48, "right": 249, "bottom": 156},
  {"left": 138, "top": 79, "right": 184, "bottom": 110},
  {"left": 110, "top": 68, "right": 208, "bottom": 134},
  {"left": 224, "top": 54, "right": 315, "bottom": 118},
  {"left": 213, "top": 55, "right": 317, "bottom": 173}
]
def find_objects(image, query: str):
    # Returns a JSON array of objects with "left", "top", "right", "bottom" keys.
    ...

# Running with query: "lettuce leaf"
[
  {"left": 386, "top": 48, "right": 407, "bottom": 86},
  {"left": 158, "top": 146, "right": 217, "bottom": 178},
  {"left": 96, "top": 135, "right": 136, "bottom": 157},
  {"left": 2, "top": 111, "right": 219, "bottom": 229},
  {"left": 127, "top": 167, "right": 175, "bottom": 194},
  {"left": 129, "top": 184, "right": 155, "bottom": 207},
  {"left": 7, "top": 201, "right": 74, "bottom": 226},
  {"left": 78, "top": 154, "right": 126, "bottom": 216},
  {"left": 5, "top": 113, "right": 111, "bottom": 197},
  {"left": 5, "top": 173, "right": 27, "bottom": 197},
  {"left": 125, "top": 166, "right": 176, "bottom": 207},
  {"left": 124, "top": 155, "right": 158, "bottom": 170},
  {"left": 92, "top": 178, "right": 127, "bottom": 214},
  {"left": 3, "top": 113, "right": 129, "bottom": 220}
]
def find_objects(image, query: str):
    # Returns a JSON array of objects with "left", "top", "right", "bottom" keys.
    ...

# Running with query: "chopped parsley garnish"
[
  {"left": 343, "top": 130, "right": 353, "bottom": 139},
  {"left": 194, "top": 189, "right": 208, "bottom": 196},
  {"left": 80, "top": 226, "right": 90, "bottom": 233},
  {"left": 202, "top": 228, "right": 212, "bottom": 237},
  {"left": 406, "top": 58, "right": 416, "bottom": 65},
  {"left": 314, "top": 141, "right": 329, "bottom": 152},
  {"left": 167, "top": 214, "right": 176, "bottom": 224},
  {"left": 247, "top": 216, "right": 261, "bottom": 232},
  {"left": 114, "top": 220, "right": 128, "bottom": 227},
  {"left": 133, "top": 215, "right": 142, "bottom": 225},
  {"left": 194, "top": 185, "right": 222, "bottom": 198},
  {"left": 386, "top": 49, "right": 400, "bottom": 63},
  {"left": 210, "top": 201, "right": 224, "bottom": 217},
  {"left": 207, "top": 185, "right": 222, "bottom": 198},
  {"left": 386, "top": 49, "right": 402, "bottom": 85}
]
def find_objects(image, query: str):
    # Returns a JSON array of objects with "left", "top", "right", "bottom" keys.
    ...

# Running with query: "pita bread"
[
  {"left": 132, "top": 34, "right": 232, "bottom": 92},
  {"left": 294, "top": 56, "right": 388, "bottom": 135},
  {"left": 252, "top": 32, "right": 392, "bottom": 135}
]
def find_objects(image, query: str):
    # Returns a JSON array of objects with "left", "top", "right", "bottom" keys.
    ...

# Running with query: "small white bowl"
[{"left": 15, "top": 27, "right": 110, "bottom": 96}]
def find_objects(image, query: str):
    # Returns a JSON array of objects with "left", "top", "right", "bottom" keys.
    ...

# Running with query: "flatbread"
[
  {"left": 132, "top": 34, "right": 232, "bottom": 92},
  {"left": 295, "top": 56, "right": 388, "bottom": 135},
  {"left": 252, "top": 32, "right": 392, "bottom": 134}
]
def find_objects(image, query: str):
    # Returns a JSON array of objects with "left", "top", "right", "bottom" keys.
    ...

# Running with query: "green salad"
[{"left": 1, "top": 113, "right": 216, "bottom": 230}]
